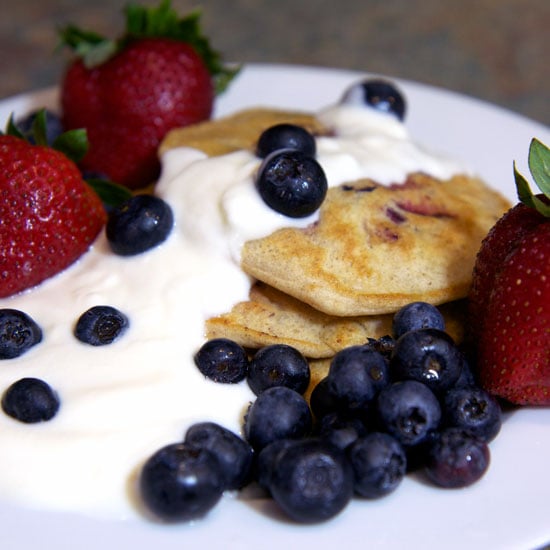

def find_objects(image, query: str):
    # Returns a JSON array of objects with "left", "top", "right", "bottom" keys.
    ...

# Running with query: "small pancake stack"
[{"left": 160, "top": 108, "right": 510, "bottom": 387}]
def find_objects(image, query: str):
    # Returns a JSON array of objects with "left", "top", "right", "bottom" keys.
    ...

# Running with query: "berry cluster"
[
  {"left": 0, "top": 304, "right": 129, "bottom": 423},
  {"left": 140, "top": 301, "right": 502, "bottom": 524}
]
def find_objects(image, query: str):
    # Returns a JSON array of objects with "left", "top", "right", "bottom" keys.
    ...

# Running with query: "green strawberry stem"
[
  {"left": 58, "top": 0, "right": 239, "bottom": 94},
  {"left": 514, "top": 138, "right": 550, "bottom": 217}
]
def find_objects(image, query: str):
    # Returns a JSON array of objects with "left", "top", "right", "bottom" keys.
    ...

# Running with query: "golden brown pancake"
[
  {"left": 206, "top": 282, "right": 467, "bottom": 359},
  {"left": 241, "top": 173, "right": 510, "bottom": 316},
  {"left": 159, "top": 108, "right": 327, "bottom": 157}
]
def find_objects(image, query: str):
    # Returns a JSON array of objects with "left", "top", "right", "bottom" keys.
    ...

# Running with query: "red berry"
[
  {"left": 468, "top": 138, "right": 550, "bottom": 406},
  {"left": 62, "top": 38, "right": 213, "bottom": 189},
  {"left": 475, "top": 223, "right": 550, "bottom": 405},
  {"left": 58, "top": 4, "right": 237, "bottom": 190},
  {"left": 0, "top": 134, "right": 106, "bottom": 297}
]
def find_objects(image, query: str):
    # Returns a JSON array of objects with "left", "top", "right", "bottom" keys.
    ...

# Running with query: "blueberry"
[
  {"left": 255, "top": 438, "right": 296, "bottom": 492},
  {"left": 256, "top": 149, "right": 327, "bottom": 217},
  {"left": 347, "top": 432, "right": 407, "bottom": 498},
  {"left": 268, "top": 438, "right": 353, "bottom": 523},
  {"left": 106, "top": 195, "right": 173, "bottom": 256},
  {"left": 2, "top": 377, "right": 59, "bottom": 423},
  {"left": 0, "top": 309, "right": 42, "bottom": 359},
  {"left": 424, "top": 427, "right": 490, "bottom": 488},
  {"left": 454, "top": 357, "right": 478, "bottom": 388},
  {"left": 327, "top": 346, "right": 390, "bottom": 413},
  {"left": 244, "top": 386, "right": 312, "bottom": 451},
  {"left": 184, "top": 422, "right": 254, "bottom": 490},
  {"left": 194, "top": 338, "right": 249, "bottom": 384},
  {"left": 256, "top": 123, "right": 316, "bottom": 158},
  {"left": 317, "top": 412, "right": 368, "bottom": 451},
  {"left": 16, "top": 109, "right": 64, "bottom": 145},
  {"left": 74, "top": 305, "right": 129, "bottom": 346},
  {"left": 248, "top": 344, "right": 310, "bottom": 395},
  {"left": 341, "top": 78, "right": 406, "bottom": 121},
  {"left": 309, "top": 377, "right": 339, "bottom": 420},
  {"left": 392, "top": 302, "right": 446, "bottom": 339},
  {"left": 139, "top": 443, "right": 224, "bottom": 522},
  {"left": 376, "top": 380, "right": 441, "bottom": 447},
  {"left": 442, "top": 387, "right": 502, "bottom": 442},
  {"left": 390, "top": 328, "right": 463, "bottom": 393}
]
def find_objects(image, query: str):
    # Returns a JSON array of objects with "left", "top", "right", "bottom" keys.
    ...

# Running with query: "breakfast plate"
[{"left": 0, "top": 63, "right": 549, "bottom": 550}]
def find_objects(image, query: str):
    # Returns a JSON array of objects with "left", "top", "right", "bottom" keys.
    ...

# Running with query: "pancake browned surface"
[
  {"left": 159, "top": 108, "right": 327, "bottom": 157},
  {"left": 241, "top": 174, "right": 510, "bottom": 316},
  {"left": 206, "top": 282, "right": 467, "bottom": 358}
]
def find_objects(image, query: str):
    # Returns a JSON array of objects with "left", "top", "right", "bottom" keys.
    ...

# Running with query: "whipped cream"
[{"left": 0, "top": 103, "right": 468, "bottom": 519}]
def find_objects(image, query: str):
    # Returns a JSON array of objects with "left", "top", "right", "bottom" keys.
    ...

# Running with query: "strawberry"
[
  {"left": 468, "top": 138, "right": 550, "bottom": 405},
  {"left": 0, "top": 111, "right": 107, "bottom": 298},
  {"left": 59, "top": 1, "right": 238, "bottom": 189}
]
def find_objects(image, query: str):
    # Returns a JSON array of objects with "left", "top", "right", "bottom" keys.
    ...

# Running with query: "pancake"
[
  {"left": 159, "top": 107, "right": 328, "bottom": 157},
  {"left": 241, "top": 173, "right": 510, "bottom": 316},
  {"left": 206, "top": 281, "right": 467, "bottom": 359}
]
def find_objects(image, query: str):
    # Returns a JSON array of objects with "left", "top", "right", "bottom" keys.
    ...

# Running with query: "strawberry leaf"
[
  {"left": 58, "top": 25, "right": 117, "bottom": 68},
  {"left": 30, "top": 110, "right": 48, "bottom": 146},
  {"left": 85, "top": 177, "right": 133, "bottom": 209},
  {"left": 515, "top": 138, "right": 550, "bottom": 217},
  {"left": 5, "top": 114, "right": 25, "bottom": 139},
  {"left": 53, "top": 129, "right": 88, "bottom": 163},
  {"left": 529, "top": 138, "right": 550, "bottom": 196}
]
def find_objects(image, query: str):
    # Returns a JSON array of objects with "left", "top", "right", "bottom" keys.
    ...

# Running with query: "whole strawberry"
[
  {"left": 468, "top": 138, "right": 550, "bottom": 405},
  {"left": 59, "top": 1, "right": 237, "bottom": 189},
  {"left": 0, "top": 112, "right": 106, "bottom": 298}
]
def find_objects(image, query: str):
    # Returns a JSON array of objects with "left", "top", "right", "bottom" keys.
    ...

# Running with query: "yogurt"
[{"left": 0, "top": 103, "right": 468, "bottom": 519}]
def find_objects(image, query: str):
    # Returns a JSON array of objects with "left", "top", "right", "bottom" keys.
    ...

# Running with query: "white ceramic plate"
[{"left": 0, "top": 64, "right": 549, "bottom": 550}]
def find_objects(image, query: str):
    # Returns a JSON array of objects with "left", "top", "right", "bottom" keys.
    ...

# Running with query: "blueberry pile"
[
  {"left": 140, "top": 301, "right": 502, "bottom": 524},
  {"left": 0, "top": 304, "right": 129, "bottom": 423}
]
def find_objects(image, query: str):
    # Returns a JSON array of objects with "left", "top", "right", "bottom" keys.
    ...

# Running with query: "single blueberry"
[
  {"left": 376, "top": 380, "right": 442, "bottom": 447},
  {"left": 256, "top": 149, "right": 327, "bottom": 217},
  {"left": 317, "top": 412, "right": 369, "bottom": 451},
  {"left": 390, "top": 328, "right": 464, "bottom": 393},
  {"left": 268, "top": 437, "right": 353, "bottom": 523},
  {"left": 255, "top": 438, "right": 296, "bottom": 492},
  {"left": 347, "top": 432, "right": 407, "bottom": 498},
  {"left": 106, "top": 195, "right": 174, "bottom": 256},
  {"left": 309, "top": 377, "right": 339, "bottom": 420},
  {"left": 442, "top": 386, "right": 502, "bottom": 442},
  {"left": 139, "top": 442, "right": 224, "bottom": 522},
  {"left": 0, "top": 309, "right": 42, "bottom": 359},
  {"left": 392, "top": 302, "right": 445, "bottom": 339},
  {"left": 248, "top": 344, "right": 310, "bottom": 395},
  {"left": 327, "top": 345, "right": 390, "bottom": 413},
  {"left": 341, "top": 78, "right": 406, "bottom": 121},
  {"left": 244, "top": 386, "right": 312, "bottom": 451},
  {"left": 184, "top": 422, "right": 254, "bottom": 490},
  {"left": 194, "top": 338, "right": 249, "bottom": 384},
  {"left": 2, "top": 377, "right": 59, "bottom": 423},
  {"left": 256, "top": 123, "right": 316, "bottom": 158},
  {"left": 454, "top": 357, "right": 478, "bottom": 388},
  {"left": 424, "top": 427, "right": 490, "bottom": 488},
  {"left": 74, "top": 305, "right": 129, "bottom": 346}
]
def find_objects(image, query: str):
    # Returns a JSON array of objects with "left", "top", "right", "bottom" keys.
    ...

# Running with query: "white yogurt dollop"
[{"left": 0, "top": 104, "right": 468, "bottom": 519}]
